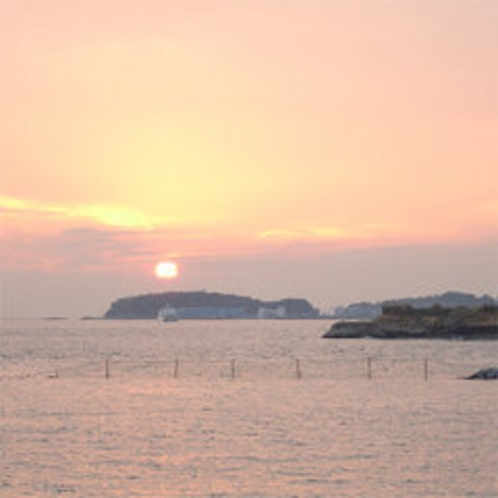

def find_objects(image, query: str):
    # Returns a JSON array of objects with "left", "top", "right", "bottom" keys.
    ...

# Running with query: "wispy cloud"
[
  {"left": 257, "top": 223, "right": 408, "bottom": 247},
  {"left": 0, "top": 195, "right": 162, "bottom": 229},
  {"left": 0, "top": 195, "right": 250, "bottom": 271},
  {"left": 258, "top": 227, "right": 349, "bottom": 241},
  {"left": 2, "top": 193, "right": 498, "bottom": 275}
]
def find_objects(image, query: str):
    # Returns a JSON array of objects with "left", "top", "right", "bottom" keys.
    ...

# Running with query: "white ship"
[{"left": 157, "top": 304, "right": 178, "bottom": 322}]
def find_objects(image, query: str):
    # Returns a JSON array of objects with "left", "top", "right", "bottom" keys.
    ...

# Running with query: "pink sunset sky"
[{"left": 1, "top": 0, "right": 497, "bottom": 317}]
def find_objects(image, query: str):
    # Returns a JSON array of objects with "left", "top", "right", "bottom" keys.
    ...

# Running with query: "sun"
[{"left": 154, "top": 261, "right": 179, "bottom": 279}]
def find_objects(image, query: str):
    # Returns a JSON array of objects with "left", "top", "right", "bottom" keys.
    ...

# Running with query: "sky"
[{"left": 1, "top": 0, "right": 497, "bottom": 317}]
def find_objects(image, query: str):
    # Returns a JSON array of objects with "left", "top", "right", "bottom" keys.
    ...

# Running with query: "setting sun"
[{"left": 154, "top": 261, "right": 179, "bottom": 279}]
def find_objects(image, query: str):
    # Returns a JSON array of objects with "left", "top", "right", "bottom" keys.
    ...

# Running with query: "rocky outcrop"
[
  {"left": 322, "top": 321, "right": 378, "bottom": 338},
  {"left": 323, "top": 304, "right": 498, "bottom": 340},
  {"left": 467, "top": 367, "right": 498, "bottom": 380}
]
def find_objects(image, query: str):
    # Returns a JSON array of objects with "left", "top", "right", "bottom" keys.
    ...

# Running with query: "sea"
[{"left": 1, "top": 318, "right": 497, "bottom": 497}]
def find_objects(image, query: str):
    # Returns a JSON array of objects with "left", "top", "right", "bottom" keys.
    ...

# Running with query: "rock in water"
[{"left": 466, "top": 367, "right": 498, "bottom": 380}]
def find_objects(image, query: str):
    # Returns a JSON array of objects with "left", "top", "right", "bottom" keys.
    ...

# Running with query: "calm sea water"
[{"left": 1, "top": 319, "right": 497, "bottom": 497}]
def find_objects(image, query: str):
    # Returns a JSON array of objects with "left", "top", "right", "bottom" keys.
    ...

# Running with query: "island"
[
  {"left": 104, "top": 290, "right": 319, "bottom": 320},
  {"left": 323, "top": 304, "right": 498, "bottom": 340}
]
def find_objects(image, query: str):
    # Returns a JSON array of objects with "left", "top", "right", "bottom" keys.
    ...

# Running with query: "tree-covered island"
[{"left": 104, "top": 290, "right": 319, "bottom": 320}]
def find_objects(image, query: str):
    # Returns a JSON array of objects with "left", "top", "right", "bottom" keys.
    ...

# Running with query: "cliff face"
[
  {"left": 104, "top": 291, "right": 319, "bottom": 320},
  {"left": 323, "top": 305, "right": 498, "bottom": 339}
]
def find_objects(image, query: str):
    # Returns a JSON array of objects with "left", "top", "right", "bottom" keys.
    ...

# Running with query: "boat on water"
[{"left": 157, "top": 304, "right": 179, "bottom": 322}]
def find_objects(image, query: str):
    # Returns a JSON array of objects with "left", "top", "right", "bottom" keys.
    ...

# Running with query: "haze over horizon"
[{"left": 1, "top": 0, "right": 497, "bottom": 318}]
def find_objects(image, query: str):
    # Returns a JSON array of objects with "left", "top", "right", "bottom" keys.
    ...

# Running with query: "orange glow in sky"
[{"left": 1, "top": 0, "right": 497, "bottom": 317}]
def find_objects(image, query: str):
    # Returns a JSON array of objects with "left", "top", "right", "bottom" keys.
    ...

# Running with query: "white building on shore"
[{"left": 258, "top": 306, "right": 286, "bottom": 319}]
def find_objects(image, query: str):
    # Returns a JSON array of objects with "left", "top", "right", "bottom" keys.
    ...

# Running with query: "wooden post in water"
[
  {"left": 231, "top": 359, "right": 236, "bottom": 379},
  {"left": 367, "top": 357, "right": 373, "bottom": 379},
  {"left": 49, "top": 369, "right": 59, "bottom": 379},
  {"left": 173, "top": 358, "right": 179, "bottom": 378},
  {"left": 295, "top": 359, "right": 302, "bottom": 380},
  {"left": 105, "top": 357, "right": 110, "bottom": 379},
  {"left": 423, "top": 358, "right": 429, "bottom": 381}
]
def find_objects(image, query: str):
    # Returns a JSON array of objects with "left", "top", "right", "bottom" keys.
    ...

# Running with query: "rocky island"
[{"left": 323, "top": 304, "right": 498, "bottom": 340}]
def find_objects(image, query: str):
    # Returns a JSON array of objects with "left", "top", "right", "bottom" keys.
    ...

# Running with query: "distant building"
[
  {"left": 258, "top": 306, "right": 286, "bottom": 319},
  {"left": 175, "top": 306, "right": 249, "bottom": 319}
]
